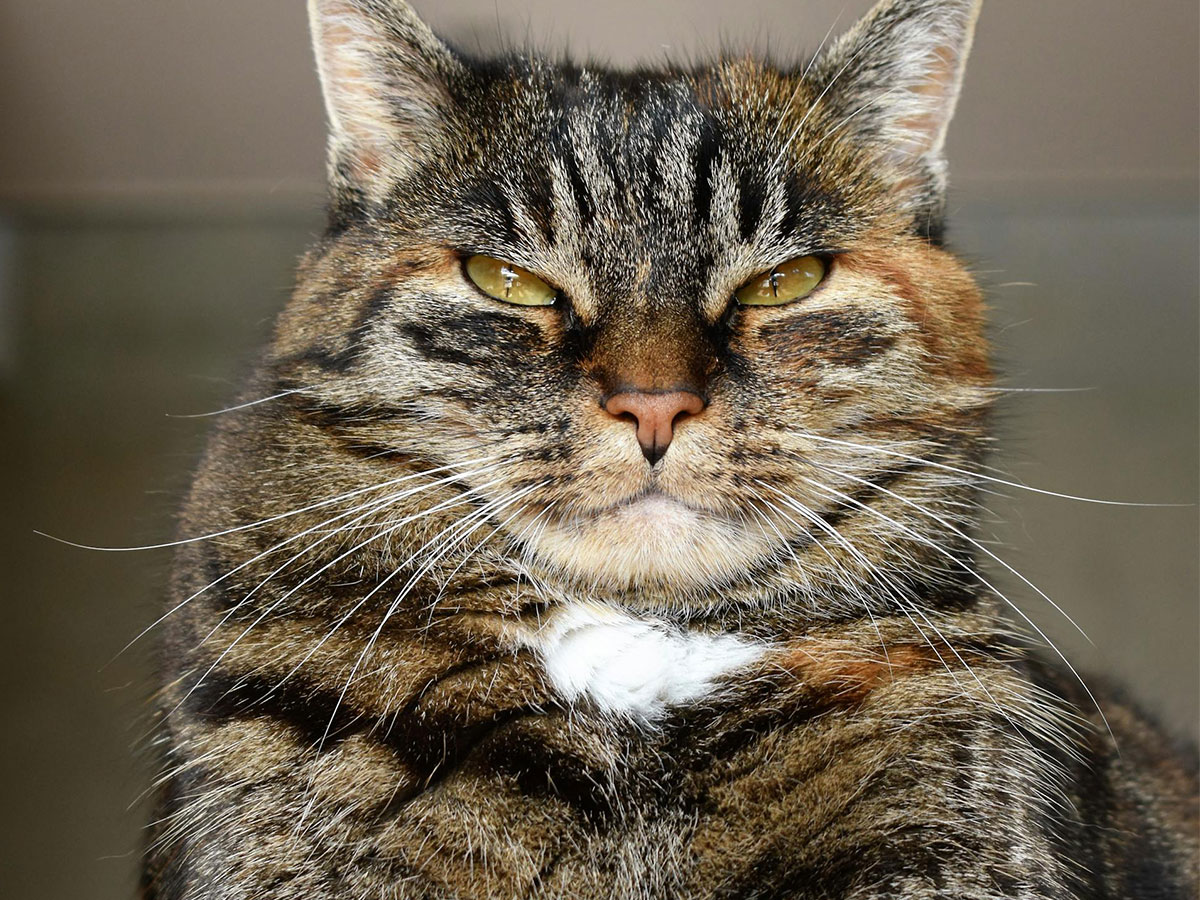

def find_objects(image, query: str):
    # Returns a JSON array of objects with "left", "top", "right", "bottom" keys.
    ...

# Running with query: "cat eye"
[
  {"left": 734, "top": 255, "right": 827, "bottom": 307},
  {"left": 465, "top": 255, "right": 558, "bottom": 307}
]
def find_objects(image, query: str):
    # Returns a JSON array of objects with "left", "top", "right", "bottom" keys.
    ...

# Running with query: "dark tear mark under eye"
[
  {"left": 399, "top": 310, "right": 545, "bottom": 368},
  {"left": 282, "top": 285, "right": 394, "bottom": 374},
  {"left": 401, "top": 322, "right": 477, "bottom": 368},
  {"left": 737, "top": 169, "right": 766, "bottom": 242},
  {"left": 758, "top": 311, "right": 896, "bottom": 368}
]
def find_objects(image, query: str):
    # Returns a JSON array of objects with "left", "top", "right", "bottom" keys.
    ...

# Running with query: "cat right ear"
[
  {"left": 308, "top": 0, "right": 461, "bottom": 206},
  {"left": 807, "top": 0, "right": 982, "bottom": 222}
]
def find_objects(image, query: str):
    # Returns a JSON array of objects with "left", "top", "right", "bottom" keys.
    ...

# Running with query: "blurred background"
[{"left": 0, "top": 1, "right": 1195, "bottom": 897}]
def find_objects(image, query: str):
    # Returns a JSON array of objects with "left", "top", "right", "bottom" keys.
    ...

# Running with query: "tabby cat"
[{"left": 142, "top": 0, "right": 1198, "bottom": 897}]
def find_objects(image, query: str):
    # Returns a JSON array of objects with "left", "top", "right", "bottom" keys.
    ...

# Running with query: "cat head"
[{"left": 274, "top": 0, "right": 990, "bottom": 603}]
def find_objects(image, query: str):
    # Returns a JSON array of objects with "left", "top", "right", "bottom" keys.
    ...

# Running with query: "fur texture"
[
  {"left": 142, "top": 1, "right": 1199, "bottom": 897},
  {"left": 516, "top": 601, "right": 766, "bottom": 719}
]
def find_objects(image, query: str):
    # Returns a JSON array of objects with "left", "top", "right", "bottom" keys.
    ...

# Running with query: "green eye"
[
  {"left": 465, "top": 255, "right": 558, "bottom": 307},
  {"left": 735, "top": 255, "right": 827, "bottom": 306}
]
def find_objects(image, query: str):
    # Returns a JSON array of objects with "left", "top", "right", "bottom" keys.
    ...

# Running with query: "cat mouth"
[
  {"left": 522, "top": 483, "right": 773, "bottom": 591},
  {"left": 546, "top": 487, "right": 707, "bottom": 527},
  {"left": 608, "top": 488, "right": 705, "bottom": 518},
  {"left": 614, "top": 487, "right": 689, "bottom": 508}
]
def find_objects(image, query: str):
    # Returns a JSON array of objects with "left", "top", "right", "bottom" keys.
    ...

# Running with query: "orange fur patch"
[
  {"left": 775, "top": 639, "right": 940, "bottom": 706},
  {"left": 839, "top": 244, "right": 991, "bottom": 384}
]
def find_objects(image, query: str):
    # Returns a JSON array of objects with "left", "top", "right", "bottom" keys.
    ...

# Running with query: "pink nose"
[{"left": 603, "top": 390, "right": 706, "bottom": 465}]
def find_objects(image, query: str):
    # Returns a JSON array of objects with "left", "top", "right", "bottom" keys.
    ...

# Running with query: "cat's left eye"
[
  {"left": 735, "top": 255, "right": 827, "bottom": 307},
  {"left": 465, "top": 255, "right": 558, "bottom": 307}
]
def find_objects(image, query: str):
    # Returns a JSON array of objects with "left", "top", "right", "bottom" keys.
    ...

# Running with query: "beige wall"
[{"left": 1, "top": 0, "right": 1196, "bottom": 206}]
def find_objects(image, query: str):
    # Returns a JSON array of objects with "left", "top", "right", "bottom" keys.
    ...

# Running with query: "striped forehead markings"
[
  {"left": 465, "top": 78, "right": 832, "bottom": 304},
  {"left": 553, "top": 96, "right": 733, "bottom": 238}
]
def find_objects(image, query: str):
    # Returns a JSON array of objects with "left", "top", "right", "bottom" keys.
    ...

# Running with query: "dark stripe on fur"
[
  {"left": 736, "top": 170, "right": 765, "bottom": 242},
  {"left": 692, "top": 126, "right": 721, "bottom": 232}
]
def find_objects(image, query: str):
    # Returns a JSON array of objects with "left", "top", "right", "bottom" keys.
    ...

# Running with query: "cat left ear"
[
  {"left": 308, "top": 0, "right": 463, "bottom": 207},
  {"left": 810, "top": 0, "right": 982, "bottom": 207}
]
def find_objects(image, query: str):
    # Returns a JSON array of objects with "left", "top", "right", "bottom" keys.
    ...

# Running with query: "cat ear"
[
  {"left": 308, "top": 0, "right": 462, "bottom": 205},
  {"left": 810, "top": 0, "right": 982, "bottom": 204}
]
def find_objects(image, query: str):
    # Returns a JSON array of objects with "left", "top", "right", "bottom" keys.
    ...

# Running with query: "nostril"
[
  {"left": 673, "top": 394, "right": 705, "bottom": 422},
  {"left": 602, "top": 389, "right": 707, "bottom": 465}
]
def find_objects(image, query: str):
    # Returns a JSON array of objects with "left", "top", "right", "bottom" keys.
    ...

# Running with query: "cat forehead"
[
  {"left": 470, "top": 61, "right": 797, "bottom": 180},
  {"left": 425, "top": 61, "right": 849, "bottom": 294}
]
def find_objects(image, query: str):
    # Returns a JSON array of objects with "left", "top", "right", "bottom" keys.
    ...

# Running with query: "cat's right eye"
[
  {"left": 734, "top": 255, "right": 827, "bottom": 307},
  {"left": 465, "top": 255, "right": 558, "bottom": 307}
]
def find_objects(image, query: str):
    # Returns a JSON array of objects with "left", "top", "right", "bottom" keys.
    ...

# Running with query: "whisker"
[
  {"left": 894, "top": 594, "right": 1031, "bottom": 742},
  {"left": 982, "top": 386, "right": 1095, "bottom": 394},
  {"left": 805, "top": 461, "right": 1092, "bottom": 644},
  {"left": 165, "top": 388, "right": 308, "bottom": 419},
  {"left": 758, "top": 484, "right": 1003, "bottom": 712},
  {"left": 271, "top": 478, "right": 551, "bottom": 715},
  {"left": 170, "top": 476, "right": 511, "bottom": 717},
  {"left": 754, "top": 483, "right": 907, "bottom": 605},
  {"left": 262, "top": 487, "right": 529, "bottom": 700},
  {"left": 757, "top": 481, "right": 1033, "bottom": 740},
  {"left": 794, "top": 471, "right": 1114, "bottom": 744},
  {"left": 772, "top": 29, "right": 883, "bottom": 170},
  {"left": 747, "top": 488, "right": 894, "bottom": 666},
  {"left": 793, "top": 430, "right": 1188, "bottom": 507},
  {"left": 766, "top": 10, "right": 844, "bottom": 146},
  {"left": 746, "top": 489, "right": 864, "bottom": 599},
  {"left": 116, "top": 460, "right": 509, "bottom": 658},
  {"left": 742, "top": 489, "right": 808, "bottom": 572},
  {"left": 304, "top": 481, "right": 550, "bottom": 774},
  {"left": 815, "top": 83, "right": 904, "bottom": 147},
  {"left": 37, "top": 454, "right": 505, "bottom": 552},
  {"left": 433, "top": 497, "right": 558, "bottom": 608}
]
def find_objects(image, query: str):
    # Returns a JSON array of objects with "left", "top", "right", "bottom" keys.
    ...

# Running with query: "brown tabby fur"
[{"left": 143, "top": 1, "right": 1198, "bottom": 897}]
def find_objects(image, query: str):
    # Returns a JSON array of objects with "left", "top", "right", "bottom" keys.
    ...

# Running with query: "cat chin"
[{"left": 525, "top": 494, "right": 773, "bottom": 591}]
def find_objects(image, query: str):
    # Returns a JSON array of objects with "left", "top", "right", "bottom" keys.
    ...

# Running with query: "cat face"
[{"left": 275, "top": 0, "right": 990, "bottom": 597}]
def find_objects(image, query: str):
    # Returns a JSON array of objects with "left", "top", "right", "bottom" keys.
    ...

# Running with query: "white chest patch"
[{"left": 514, "top": 602, "right": 766, "bottom": 720}]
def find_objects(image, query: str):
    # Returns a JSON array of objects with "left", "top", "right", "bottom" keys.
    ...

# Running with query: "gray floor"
[{"left": 1, "top": 195, "right": 1196, "bottom": 899}]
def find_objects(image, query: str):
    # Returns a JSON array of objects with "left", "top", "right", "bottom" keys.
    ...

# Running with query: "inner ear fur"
[
  {"left": 807, "top": 0, "right": 982, "bottom": 211},
  {"left": 308, "top": 0, "right": 463, "bottom": 204}
]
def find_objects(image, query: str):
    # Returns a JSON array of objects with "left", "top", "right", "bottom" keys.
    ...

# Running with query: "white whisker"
[
  {"left": 38, "top": 454, "right": 504, "bottom": 552},
  {"left": 804, "top": 461, "right": 1093, "bottom": 644},
  {"left": 165, "top": 388, "right": 308, "bottom": 419},
  {"left": 794, "top": 430, "right": 1187, "bottom": 507},
  {"left": 302, "top": 480, "right": 550, "bottom": 782},
  {"left": 169, "top": 475, "right": 512, "bottom": 717},
  {"left": 759, "top": 481, "right": 1033, "bottom": 739},
  {"left": 794, "top": 470, "right": 1114, "bottom": 743},
  {"left": 117, "top": 460, "right": 508, "bottom": 658}
]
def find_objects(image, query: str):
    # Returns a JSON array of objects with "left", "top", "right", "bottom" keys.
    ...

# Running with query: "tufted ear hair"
[
  {"left": 308, "top": 0, "right": 462, "bottom": 210},
  {"left": 809, "top": 0, "right": 982, "bottom": 221}
]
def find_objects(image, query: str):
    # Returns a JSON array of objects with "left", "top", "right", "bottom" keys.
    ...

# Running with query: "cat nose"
[{"left": 603, "top": 390, "right": 706, "bottom": 465}]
